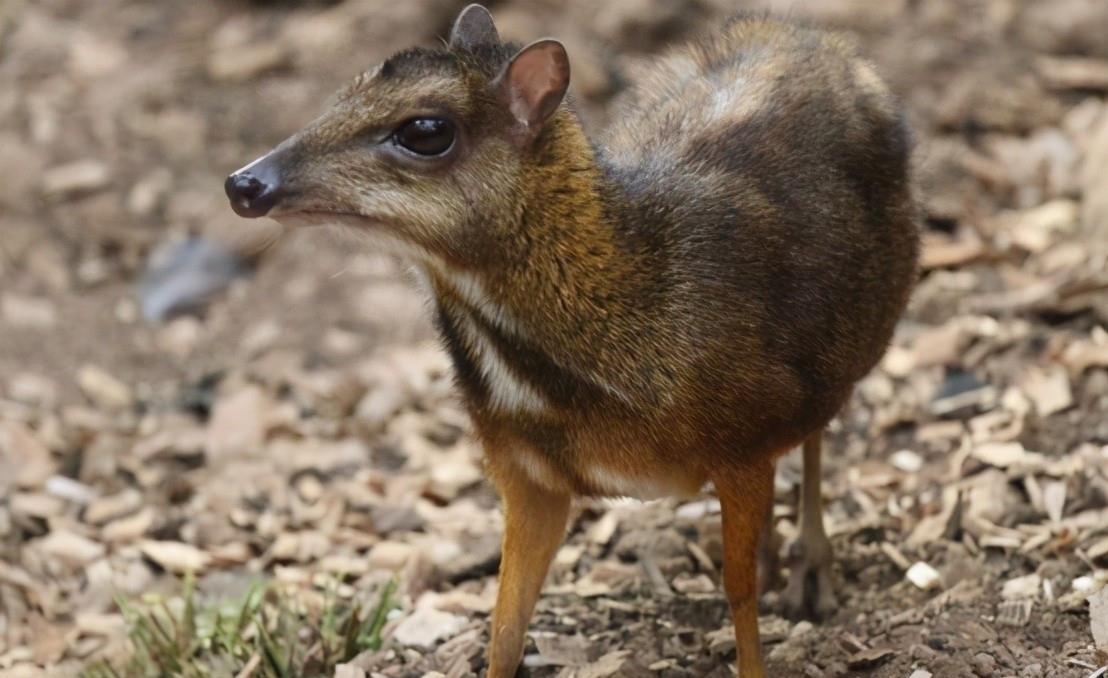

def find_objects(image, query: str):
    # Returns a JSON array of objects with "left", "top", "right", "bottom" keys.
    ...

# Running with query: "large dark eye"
[{"left": 392, "top": 117, "right": 456, "bottom": 156}]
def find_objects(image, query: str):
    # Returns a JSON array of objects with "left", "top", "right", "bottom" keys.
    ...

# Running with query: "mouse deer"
[{"left": 226, "top": 6, "right": 918, "bottom": 675}]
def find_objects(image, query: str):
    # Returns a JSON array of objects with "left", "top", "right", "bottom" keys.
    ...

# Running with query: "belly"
[
  {"left": 507, "top": 442, "right": 707, "bottom": 500},
  {"left": 581, "top": 463, "right": 707, "bottom": 500}
]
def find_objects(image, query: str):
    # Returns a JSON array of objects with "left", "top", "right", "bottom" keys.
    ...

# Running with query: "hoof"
[
  {"left": 757, "top": 540, "right": 782, "bottom": 597},
  {"left": 781, "top": 538, "right": 836, "bottom": 621}
]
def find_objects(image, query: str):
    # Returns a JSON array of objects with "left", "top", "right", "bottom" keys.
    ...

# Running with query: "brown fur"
[{"left": 227, "top": 9, "right": 919, "bottom": 677}]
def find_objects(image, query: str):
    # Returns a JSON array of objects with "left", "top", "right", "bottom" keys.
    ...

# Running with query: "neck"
[
  {"left": 420, "top": 114, "right": 671, "bottom": 408},
  {"left": 501, "top": 119, "right": 635, "bottom": 303}
]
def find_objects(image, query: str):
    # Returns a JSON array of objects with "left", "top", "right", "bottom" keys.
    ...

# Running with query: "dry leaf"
[
  {"left": 1037, "top": 56, "right": 1108, "bottom": 91},
  {"left": 391, "top": 607, "right": 466, "bottom": 648},
  {"left": 102, "top": 507, "right": 156, "bottom": 543},
  {"left": 0, "top": 421, "right": 56, "bottom": 489},
  {"left": 921, "top": 231, "right": 987, "bottom": 269},
  {"left": 366, "top": 541, "right": 417, "bottom": 571},
  {"left": 972, "top": 442, "right": 1046, "bottom": 470},
  {"left": 847, "top": 647, "right": 895, "bottom": 670},
  {"left": 587, "top": 511, "right": 620, "bottom": 546},
  {"left": 1003, "top": 199, "right": 1080, "bottom": 252},
  {"left": 532, "top": 632, "right": 592, "bottom": 667},
  {"left": 205, "top": 386, "right": 270, "bottom": 460},
  {"left": 139, "top": 540, "right": 212, "bottom": 573},
  {"left": 77, "top": 365, "right": 134, "bottom": 411},
  {"left": 1043, "top": 480, "right": 1067, "bottom": 524},
  {"left": 38, "top": 531, "right": 105, "bottom": 567},
  {"left": 997, "top": 599, "right": 1034, "bottom": 627},
  {"left": 573, "top": 651, "right": 635, "bottom": 678},
  {"left": 1088, "top": 537, "right": 1108, "bottom": 565},
  {"left": 1002, "top": 573, "right": 1042, "bottom": 600},
  {"left": 332, "top": 664, "right": 367, "bottom": 678},
  {"left": 1020, "top": 366, "right": 1074, "bottom": 416},
  {"left": 84, "top": 488, "right": 142, "bottom": 525},
  {"left": 1090, "top": 586, "right": 1108, "bottom": 651},
  {"left": 41, "top": 160, "right": 111, "bottom": 198},
  {"left": 1061, "top": 333, "right": 1108, "bottom": 374},
  {"left": 207, "top": 42, "right": 291, "bottom": 82}
]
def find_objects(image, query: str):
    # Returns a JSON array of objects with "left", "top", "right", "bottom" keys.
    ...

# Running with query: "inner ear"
[
  {"left": 494, "top": 39, "right": 570, "bottom": 138},
  {"left": 449, "top": 4, "right": 500, "bottom": 50}
]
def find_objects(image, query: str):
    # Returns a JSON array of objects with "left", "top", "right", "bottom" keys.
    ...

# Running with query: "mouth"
[
  {"left": 270, "top": 209, "right": 430, "bottom": 263},
  {"left": 269, "top": 210, "right": 380, "bottom": 230}
]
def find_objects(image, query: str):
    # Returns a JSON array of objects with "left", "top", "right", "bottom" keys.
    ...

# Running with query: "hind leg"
[
  {"left": 757, "top": 462, "right": 781, "bottom": 597},
  {"left": 714, "top": 460, "right": 775, "bottom": 678},
  {"left": 782, "top": 431, "right": 836, "bottom": 620}
]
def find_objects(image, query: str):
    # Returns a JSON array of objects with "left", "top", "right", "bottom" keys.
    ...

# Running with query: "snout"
[{"left": 225, "top": 154, "right": 283, "bottom": 218}]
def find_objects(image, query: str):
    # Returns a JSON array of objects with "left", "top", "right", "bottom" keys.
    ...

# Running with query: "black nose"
[{"left": 225, "top": 160, "right": 281, "bottom": 218}]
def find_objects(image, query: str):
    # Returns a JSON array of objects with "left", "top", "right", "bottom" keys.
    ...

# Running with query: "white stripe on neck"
[
  {"left": 412, "top": 263, "right": 546, "bottom": 414},
  {"left": 436, "top": 267, "right": 522, "bottom": 336},
  {"left": 454, "top": 309, "right": 548, "bottom": 413},
  {"left": 426, "top": 263, "right": 640, "bottom": 411}
]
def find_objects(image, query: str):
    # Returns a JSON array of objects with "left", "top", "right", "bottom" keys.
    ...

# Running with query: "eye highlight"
[{"left": 392, "top": 117, "right": 456, "bottom": 156}]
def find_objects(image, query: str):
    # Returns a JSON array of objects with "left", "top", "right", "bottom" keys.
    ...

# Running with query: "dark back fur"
[
  {"left": 439, "top": 16, "right": 918, "bottom": 491},
  {"left": 262, "top": 14, "right": 920, "bottom": 495}
]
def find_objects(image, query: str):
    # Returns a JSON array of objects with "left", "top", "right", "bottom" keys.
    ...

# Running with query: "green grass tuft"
[{"left": 82, "top": 576, "right": 398, "bottom": 678}]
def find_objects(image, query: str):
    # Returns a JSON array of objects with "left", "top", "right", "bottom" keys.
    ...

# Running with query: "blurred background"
[{"left": 1, "top": 0, "right": 1107, "bottom": 676}]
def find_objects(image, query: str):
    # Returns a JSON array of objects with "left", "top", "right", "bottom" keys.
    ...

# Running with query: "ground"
[{"left": 1, "top": 0, "right": 1107, "bottom": 676}]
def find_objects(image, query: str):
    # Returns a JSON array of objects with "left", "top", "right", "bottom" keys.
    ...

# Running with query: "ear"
[
  {"left": 494, "top": 39, "right": 570, "bottom": 142},
  {"left": 449, "top": 4, "right": 500, "bottom": 50}
]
